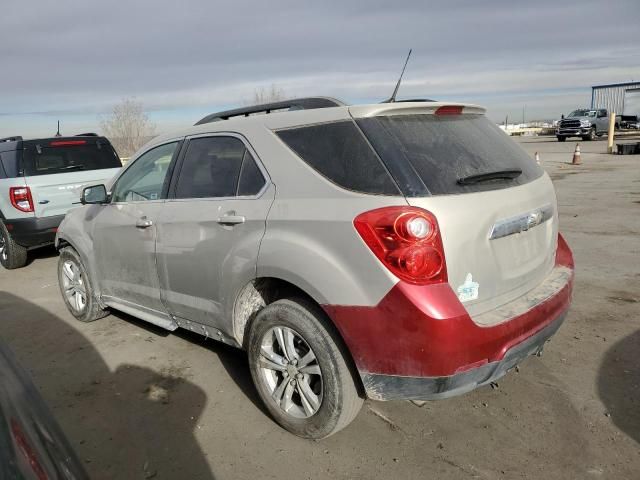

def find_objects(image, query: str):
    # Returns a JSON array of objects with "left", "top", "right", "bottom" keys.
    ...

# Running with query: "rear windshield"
[
  {"left": 22, "top": 139, "right": 121, "bottom": 177},
  {"left": 356, "top": 114, "right": 543, "bottom": 196}
]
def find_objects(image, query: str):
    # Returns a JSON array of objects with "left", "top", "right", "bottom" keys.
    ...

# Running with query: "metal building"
[{"left": 591, "top": 81, "right": 640, "bottom": 117}]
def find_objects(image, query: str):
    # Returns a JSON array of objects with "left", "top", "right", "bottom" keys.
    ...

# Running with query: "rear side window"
[
  {"left": 175, "top": 136, "right": 265, "bottom": 199},
  {"left": 0, "top": 151, "right": 20, "bottom": 178},
  {"left": 357, "top": 114, "right": 543, "bottom": 196},
  {"left": 22, "top": 140, "right": 121, "bottom": 176},
  {"left": 276, "top": 121, "right": 400, "bottom": 195}
]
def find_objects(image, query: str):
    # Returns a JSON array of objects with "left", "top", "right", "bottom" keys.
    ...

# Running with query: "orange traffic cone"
[
  {"left": 572, "top": 144, "right": 581, "bottom": 165},
  {"left": 534, "top": 152, "right": 540, "bottom": 165}
]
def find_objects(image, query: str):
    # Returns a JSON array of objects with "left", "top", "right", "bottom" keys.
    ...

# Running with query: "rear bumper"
[
  {"left": 324, "top": 234, "right": 574, "bottom": 401},
  {"left": 361, "top": 310, "right": 566, "bottom": 400},
  {"left": 3, "top": 215, "right": 64, "bottom": 248}
]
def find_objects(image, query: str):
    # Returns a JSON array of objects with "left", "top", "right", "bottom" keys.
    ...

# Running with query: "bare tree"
[
  {"left": 100, "top": 98, "right": 155, "bottom": 158},
  {"left": 247, "top": 84, "right": 287, "bottom": 105}
]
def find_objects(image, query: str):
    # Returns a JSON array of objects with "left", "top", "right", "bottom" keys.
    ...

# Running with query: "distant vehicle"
[
  {"left": 0, "top": 341, "right": 88, "bottom": 479},
  {"left": 620, "top": 115, "right": 640, "bottom": 129},
  {"left": 56, "top": 97, "right": 574, "bottom": 439},
  {"left": 0, "top": 134, "right": 121, "bottom": 269},
  {"left": 556, "top": 109, "right": 611, "bottom": 141}
]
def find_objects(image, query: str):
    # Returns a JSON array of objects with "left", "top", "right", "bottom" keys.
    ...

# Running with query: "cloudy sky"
[{"left": 1, "top": 0, "right": 639, "bottom": 137}]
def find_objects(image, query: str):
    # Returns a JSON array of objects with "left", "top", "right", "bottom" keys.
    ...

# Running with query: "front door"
[
  {"left": 93, "top": 141, "right": 180, "bottom": 313},
  {"left": 156, "top": 135, "right": 273, "bottom": 329}
]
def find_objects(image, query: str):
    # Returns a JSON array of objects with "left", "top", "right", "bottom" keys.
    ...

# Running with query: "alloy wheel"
[
  {"left": 258, "top": 326, "right": 323, "bottom": 418},
  {"left": 61, "top": 260, "right": 87, "bottom": 313},
  {"left": 0, "top": 230, "right": 7, "bottom": 262}
]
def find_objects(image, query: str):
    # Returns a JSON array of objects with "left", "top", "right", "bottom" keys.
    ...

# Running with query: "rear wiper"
[
  {"left": 59, "top": 164, "right": 85, "bottom": 171},
  {"left": 457, "top": 169, "right": 522, "bottom": 185}
]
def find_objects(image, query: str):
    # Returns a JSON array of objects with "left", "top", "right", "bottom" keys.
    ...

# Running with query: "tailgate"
[
  {"left": 26, "top": 168, "right": 120, "bottom": 218},
  {"left": 353, "top": 106, "right": 558, "bottom": 323},
  {"left": 408, "top": 175, "right": 558, "bottom": 319}
]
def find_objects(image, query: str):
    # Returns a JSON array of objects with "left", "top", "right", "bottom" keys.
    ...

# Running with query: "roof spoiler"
[{"left": 195, "top": 97, "right": 345, "bottom": 125}]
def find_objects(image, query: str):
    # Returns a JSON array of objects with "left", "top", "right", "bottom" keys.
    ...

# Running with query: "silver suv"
[
  {"left": 55, "top": 98, "right": 575, "bottom": 438},
  {"left": 0, "top": 134, "right": 121, "bottom": 269}
]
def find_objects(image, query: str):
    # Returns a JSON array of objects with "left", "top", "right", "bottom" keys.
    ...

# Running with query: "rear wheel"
[
  {"left": 0, "top": 221, "right": 28, "bottom": 270},
  {"left": 58, "top": 247, "right": 109, "bottom": 322},
  {"left": 248, "top": 298, "right": 363, "bottom": 439}
]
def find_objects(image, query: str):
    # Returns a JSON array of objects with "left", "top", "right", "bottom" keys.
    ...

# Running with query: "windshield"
[{"left": 568, "top": 109, "right": 595, "bottom": 118}]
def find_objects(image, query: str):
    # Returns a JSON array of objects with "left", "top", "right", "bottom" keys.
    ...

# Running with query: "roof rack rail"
[
  {"left": 0, "top": 136, "right": 23, "bottom": 143},
  {"left": 195, "top": 97, "right": 345, "bottom": 125},
  {"left": 75, "top": 132, "right": 99, "bottom": 136}
]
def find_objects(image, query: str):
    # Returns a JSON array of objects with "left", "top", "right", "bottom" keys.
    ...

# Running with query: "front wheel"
[
  {"left": 583, "top": 127, "right": 596, "bottom": 141},
  {"left": 248, "top": 298, "right": 363, "bottom": 439},
  {"left": 557, "top": 136, "right": 566, "bottom": 142},
  {"left": 58, "top": 247, "right": 109, "bottom": 322}
]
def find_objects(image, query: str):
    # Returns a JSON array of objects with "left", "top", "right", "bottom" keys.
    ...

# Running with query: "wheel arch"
[
  {"left": 55, "top": 233, "right": 104, "bottom": 306},
  {"left": 233, "top": 276, "right": 364, "bottom": 394}
]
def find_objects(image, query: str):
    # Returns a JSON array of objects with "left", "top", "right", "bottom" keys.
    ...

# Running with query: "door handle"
[
  {"left": 217, "top": 214, "right": 245, "bottom": 226},
  {"left": 136, "top": 217, "right": 153, "bottom": 229}
]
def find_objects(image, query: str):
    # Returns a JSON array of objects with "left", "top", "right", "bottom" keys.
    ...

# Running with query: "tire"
[
  {"left": 557, "top": 136, "right": 566, "bottom": 142},
  {"left": 0, "top": 221, "right": 28, "bottom": 269},
  {"left": 247, "top": 298, "right": 363, "bottom": 439},
  {"left": 584, "top": 127, "right": 596, "bottom": 141},
  {"left": 58, "top": 246, "right": 109, "bottom": 322}
]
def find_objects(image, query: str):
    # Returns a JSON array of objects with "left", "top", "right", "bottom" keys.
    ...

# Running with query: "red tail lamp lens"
[
  {"left": 354, "top": 206, "right": 447, "bottom": 285},
  {"left": 10, "top": 186, "right": 34, "bottom": 213},
  {"left": 435, "top": 105, "right": 463, "bottom": 115}
]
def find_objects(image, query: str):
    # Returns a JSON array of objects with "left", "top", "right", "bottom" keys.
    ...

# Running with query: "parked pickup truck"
[{"left": 556, "top": 109, "right": 611, "bottom": 142}]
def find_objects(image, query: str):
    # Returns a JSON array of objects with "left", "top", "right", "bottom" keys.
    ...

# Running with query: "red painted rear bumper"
[{"left": 323, "top": 234, "right": 574, "bottom": 380}]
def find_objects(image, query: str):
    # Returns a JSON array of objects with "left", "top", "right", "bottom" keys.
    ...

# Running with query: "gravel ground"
[{"left": 1, "top": 135, "right": 639, "bottom": 479}]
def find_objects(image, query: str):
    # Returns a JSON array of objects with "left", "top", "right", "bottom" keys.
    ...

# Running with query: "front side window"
[
  {"left": 111, "top": 142, "right": 178, "bottom": 202},
  {"left": 174, "top": 136, "right": 265, "bottom": 199}
]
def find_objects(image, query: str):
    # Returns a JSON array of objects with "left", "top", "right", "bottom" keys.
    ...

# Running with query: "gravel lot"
[{"left": 1, "top": 135, "right": 639, "bottom": 479}]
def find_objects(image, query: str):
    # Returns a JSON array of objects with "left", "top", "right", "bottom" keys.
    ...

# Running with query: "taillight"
[
  {"left": 10, "top": 186, "right": 34, "bottom": 213},
  {"left": 354, "top": 206, "right": 447, "bottom": 285}
]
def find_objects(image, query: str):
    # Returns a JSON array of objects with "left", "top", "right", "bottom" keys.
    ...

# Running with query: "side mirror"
[
  {"left": 81, "top": 184, "right": 108, "bottom": 205},
  {"left": 561, "top": 114, "right": 565, "bottom": 119}
]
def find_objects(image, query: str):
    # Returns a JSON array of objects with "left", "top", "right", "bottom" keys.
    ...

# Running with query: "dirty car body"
[{"left": 56, "top": 99, "right": 574, "bottom": 437}]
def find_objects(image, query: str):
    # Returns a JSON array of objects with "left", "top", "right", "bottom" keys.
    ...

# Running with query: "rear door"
[
  {"left": 156, "top": 134, "right": 274, "bottom": 330},
  {"left": 21, "top": 138, "right": 121, "bottom": 218},
  {"left": 355, "top": 111, "right": 557, "bottom": 320}
]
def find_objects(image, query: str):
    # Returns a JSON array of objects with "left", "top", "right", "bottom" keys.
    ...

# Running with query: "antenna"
[
  {"left": 55, "top": 120, "right": 61, "bottom": 137},
  {"left": 385, "top": 49, "right": 412, "bottom": 103}
]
